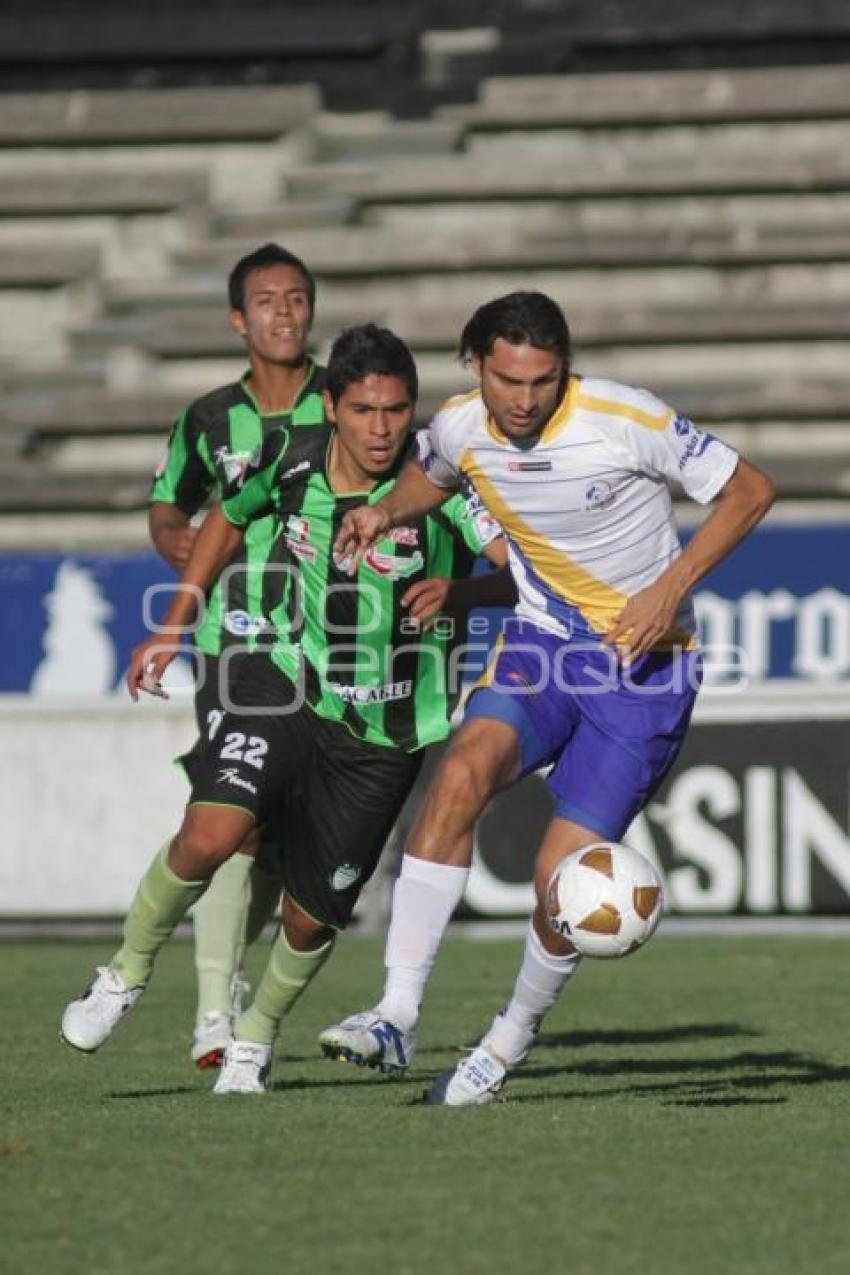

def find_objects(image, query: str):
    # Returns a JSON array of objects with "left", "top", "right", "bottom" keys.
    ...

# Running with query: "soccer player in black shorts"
[
  {"left": 60, "top": 324, "right": 514, "bottom": 1093},
  {"left": 148, "top": 242, "right": 327, "bottom": 1068}
]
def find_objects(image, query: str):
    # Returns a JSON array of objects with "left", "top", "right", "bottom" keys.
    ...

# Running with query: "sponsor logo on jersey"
[
  {"left": 507, "top": 459, "right": 553, "bottom": 472},
  {"left": 286, "top": 515, "right": 310, "bottom": 542},
  {"left": 585, "top": 480, "right": 615, "bottom": 511},
  {"left": 214, "top": 444, "right": 261, "bottom": 487},
  {"left": 683, "top": 425, "right": 713, "bottom": 471},
  {"left": 224, "top": 610, "right": 271, "bottom": 638},
  {"left": 216, "top": 767, "right": 258, "bottom": 795},
  {"left": 279, "top": 459, "right": 311, "bottom": 482},
  {"left": 330, "top": 863, "right": 362, "bottom": 891},
  {"left": 326, "top": 679, "right": 413, "bottom": 704},
  {"left": 363, "top": 546, "right": 424, "bottom": 580},
  {"left": 384, "top": 526, "right": 419, "bottom": 547},
  {"left": 284, "top": 514, "right": 318, "bottom": 563},
  {"left": 419, "top": 447, "right": 441, "bottom": 478},
  {"left": 461, "top": 490, "right": 501, "bottom": 545},
  {"left": 474, "top": 509, "right": 501, "bottom": 544}
]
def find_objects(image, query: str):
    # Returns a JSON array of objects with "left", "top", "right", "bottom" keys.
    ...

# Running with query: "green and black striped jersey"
[
  {"left": 149, "top": 365, "right": 325, "bottom": 656},
  {"left": 223, "top": 422, "right": 502, "bottom": 753}
]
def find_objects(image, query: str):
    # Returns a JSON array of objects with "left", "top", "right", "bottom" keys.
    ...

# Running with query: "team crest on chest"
[{"left": 584, "top": 480, "right": 615, "bottom": 511}]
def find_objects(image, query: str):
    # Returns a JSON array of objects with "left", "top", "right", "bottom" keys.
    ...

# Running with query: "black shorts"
[
  {"left": 192, "top": 650, "right": 260, "bottom": 738},
  {"left": 181, "top": 656, "right": 423, "bottom": 929}
]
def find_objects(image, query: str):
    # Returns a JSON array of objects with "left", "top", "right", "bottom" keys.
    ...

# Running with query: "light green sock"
[
  {"left": 192, "top": 851, "right": 253, "bottom": 1019},
  {"left": 111, "top": 843, "right": 208, "bottom": 988},
  {"left": 234, "top": 931, "right": 335, "bottom": 1046},
  {"left": 244, "top": 861, "right": 284, "bottom": 946}
]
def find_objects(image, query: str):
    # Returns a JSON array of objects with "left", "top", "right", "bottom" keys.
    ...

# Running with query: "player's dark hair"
[
  {"left": 228, "top": 242, "right": 316, "bottom": 314},
  {"left": 326, "top": 324, "right": 418, "bottom": 405},
  {"left": 459, "top": 291, "right": 571, "bottom": 366}
]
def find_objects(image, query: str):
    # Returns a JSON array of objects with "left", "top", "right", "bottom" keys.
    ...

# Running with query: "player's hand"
[
  {"left": 602, "top": 578, "right": 683, "bottom": 663},
  {"left": 159, "top": 526, "right": 199, "bottom": 570},
  {"left": 333, "top": 504, "right": 390, "bottom": 575},
  {"left": 401, "top": 577, "right": 451, "bottom": 626},
  {"left": 126, "top": 636, "right": 178, "bottom": 702}
]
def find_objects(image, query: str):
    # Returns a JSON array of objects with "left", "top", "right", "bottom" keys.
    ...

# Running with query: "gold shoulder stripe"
[
  {"left": 576, "top": 391, "right": 673, "bottom": 433},
  {"left": 436, "top": 387, "right": 481, "bottom": 416},
  {"left": 540, "top": 375, "right": 580, "bottom": 443}
]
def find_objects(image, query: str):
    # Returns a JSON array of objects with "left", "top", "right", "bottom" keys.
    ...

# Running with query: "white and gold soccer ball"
[{"left": 545, "top": 842, "right": 664, "bottom": 958}]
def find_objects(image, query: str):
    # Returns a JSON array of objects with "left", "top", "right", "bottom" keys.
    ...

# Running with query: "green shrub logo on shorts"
[{"left": 331, "top": 863, "right": 362, "bottom": 891}]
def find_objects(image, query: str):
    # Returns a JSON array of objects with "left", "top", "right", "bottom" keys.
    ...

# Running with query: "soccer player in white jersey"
[{"left": 322, "top": 291, "right": 775, "bottom": 1105}]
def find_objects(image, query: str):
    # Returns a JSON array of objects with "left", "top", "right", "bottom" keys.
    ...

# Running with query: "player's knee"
[
  {"left": 430, "top": 749, "right": 479, "bottom": 812},
  {"left": 281, "top": 895, "right": 333, "bottom": 951},
  {"left": 435, "top": 739, "right": 502, "bottom": 815},
  {"left": 174, "top": 808, "right": 250, "bottom": 877}
]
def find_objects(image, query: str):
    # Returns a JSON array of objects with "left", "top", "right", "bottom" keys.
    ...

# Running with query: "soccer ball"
[{"left": 545, "top": 842, "right": 664, "bottom": 959}]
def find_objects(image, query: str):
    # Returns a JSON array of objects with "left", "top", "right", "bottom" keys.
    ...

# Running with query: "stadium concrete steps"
[
  {"left": 282, "top": 143, "right": 850, "bottom": 204},
  {"left": 0, "top": 168, "right": 209, "bottom": 217},
  {"left": 0, "top": 466, "right": 151, "bottom": 513},
  {"left": 438, "top": 64, "right": 850, "bottom": 130},
  {"left": 68, "top": 296, "right": 850, "bottom": 360},
  {"left": 168, "top": 221, "right": 850, "bottom": 275},
  {"left": 0, "top": 243, "right": 101, "bottom": 287},
  {"left": 3, "top": 60, "right": 850, "bottom": 523},
  {"left": 0, "top": 85, "right": 321, "bottom": 146}
]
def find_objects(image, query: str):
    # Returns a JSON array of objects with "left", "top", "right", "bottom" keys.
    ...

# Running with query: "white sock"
[
  {"left": 486, "top": 920, "right": 582, "bottom": 1065},
  {"left": 376, "top": 854, "right": 470, "bottom": 1033}
]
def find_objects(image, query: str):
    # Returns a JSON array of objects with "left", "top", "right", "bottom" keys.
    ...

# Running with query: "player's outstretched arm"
[
  {"left": 604, "top": 457, "right": 775, "bottom": 659},
  {"left": 127, "top": 506, "right": 244, "bottom": 700},
  {"left": 334, "top": 460, "right": 451, "bottom": 573}
]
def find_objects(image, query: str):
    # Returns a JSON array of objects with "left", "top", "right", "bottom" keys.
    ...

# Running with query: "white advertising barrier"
[
  {"left": 2, "top": 683, "right": 850, "bottom": 918},
  {"left": 464, "top": 682, "right": 850, "bottom": 918},
  {"left": 0, "top": 696, "right": 197, "bottom": 916}
]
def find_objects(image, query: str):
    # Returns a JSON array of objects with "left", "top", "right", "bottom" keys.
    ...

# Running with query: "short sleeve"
[
  {"left": 620, "top": 403, "right": 739, "bottom": 505},
  {"left": 416, "top": 415, "right": 462, "bottom": 489},
  {"left": 438, "top": 482, "right": 503, "bottom": 555},
  {"left": 149, "top": 409, "right": 215, "bottom": 514}
]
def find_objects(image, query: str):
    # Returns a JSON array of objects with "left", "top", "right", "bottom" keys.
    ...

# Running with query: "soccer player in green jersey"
[
  {"left": 60, "top": 325, "right": 513, "bottom": 1093},
  {"left": 149, "top": 241, "right": 326, "bottom": 1068}
]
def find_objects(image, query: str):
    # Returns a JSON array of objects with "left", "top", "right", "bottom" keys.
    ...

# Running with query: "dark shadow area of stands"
[{"left": 3, "top": 1, "right": 850, "bottom": 114}]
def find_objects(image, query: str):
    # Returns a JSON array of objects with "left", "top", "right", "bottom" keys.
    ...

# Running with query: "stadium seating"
[{"left": 2, "top": 26, "right": 850, "bottom": 537}]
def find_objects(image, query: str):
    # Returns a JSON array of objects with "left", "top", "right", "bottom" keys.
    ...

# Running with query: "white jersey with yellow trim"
[{"left": 418, "top": 374, "right": 739, "bottom": 646}]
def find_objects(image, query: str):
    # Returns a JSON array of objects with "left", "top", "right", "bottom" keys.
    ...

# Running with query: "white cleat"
[
  {"left": 213, "top": 1039, "right": 272, "bottom": 1094},
  {"left": 60, "top": 966, "right": 144, "bottom": 1053},
  {"left": 319, "top": 1010, "right": 415, "bottom": 1077},
  {"left": 191, "top": 1010, "right": 232, "bottom": 1070},
  {"left": 425, "top": 1043, "right": 508, "bottom": 1106}
]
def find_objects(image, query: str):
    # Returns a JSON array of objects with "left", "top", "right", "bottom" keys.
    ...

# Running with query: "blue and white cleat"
[
  {"left": 319, "top": 1010, "right": 415, "bottom": 1077},
  {"left": 425, "top": 1043, "right": 508, "bottom": 1106}
]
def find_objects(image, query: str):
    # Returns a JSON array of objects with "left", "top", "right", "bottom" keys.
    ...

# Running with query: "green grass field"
[{"left": 2, "top": 932, "right": 849, "bottom": 1275}]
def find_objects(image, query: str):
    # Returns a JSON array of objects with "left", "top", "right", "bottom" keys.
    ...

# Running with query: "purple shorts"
[{"left": 464, "top": 619, "right": 701, "bottom": 840}]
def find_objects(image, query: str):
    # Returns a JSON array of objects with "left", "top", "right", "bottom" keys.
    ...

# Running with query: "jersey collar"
[
  {"left": 484, "top": 374, "right": 580, "bottom": 447},
  {"left": 239, "top": 360, "right": 317, "bottom": 417}
]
